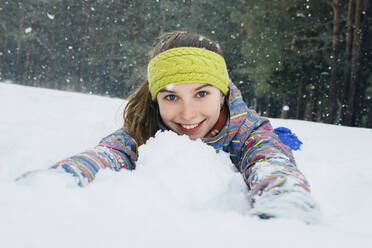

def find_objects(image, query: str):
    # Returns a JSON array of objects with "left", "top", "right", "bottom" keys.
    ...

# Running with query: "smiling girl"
[
  {"left": 157, "top": 83, "right": 225, "bottom": 140},
  {"left": 21, "top": 31, "right": 319, "bottom": 220}
]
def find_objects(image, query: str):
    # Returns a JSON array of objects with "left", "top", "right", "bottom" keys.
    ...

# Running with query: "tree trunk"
[
  {"left": 161, "top": 1, "right": 166, "bottom": 32},
  {"left": 17, "top": 9, "right": 25, "bottom": 82},
  {"left": 80, "top": 1, "right": 91, "bottom": 90},
  {"left": 305, "top": 101, "right": 314, "bottom": 121},
  {"left": 341, "top": 0, "right": 355, "bottom": 125},
  {"left": 345, "top": 0, "right": 362, "bottom": 126},
  {"left": 280, "top": 97, "right": 289, "bottom": 119},
  {"left": 327, "top": 0, "right": 342, "bottom": 124},
  {"left": 266, "top": 94, "right": 273, "bottom": 117},
  {"left": 354, "top": 0, "right": 371, "bottom": 126},
  {"left": 48, "top": 5, "right": 58, "bottom": 89},
  {"left": 25, "top": 49, "right": 31, "bottom": 82},
  {"left": 296, "top": 81, "right": 305, "bottom": 120},
  {"left": 110, "top": 2, "right": 119, "bottom": 73},
  {"left": 92, "top": 30, "right": 100, "bottom": 81},
  {"left": 260, "top": 96, "right": 268, "bottom": 116},
  {"left": 132, "top": 0, "right": 138, "bottom": 36},
  {"left": 304, "top": 84, "right": 315, "bottom": 121},
  {"left": 56, "top": 0, "right": 69, "bottom": 90},
  {"left": 367, "top": 101, "right": 372, "bottom": 128}
]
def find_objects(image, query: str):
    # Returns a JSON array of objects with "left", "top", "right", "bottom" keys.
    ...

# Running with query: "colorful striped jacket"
[{"left": 52, "top": 82, "right": 310, "bottom": 207}]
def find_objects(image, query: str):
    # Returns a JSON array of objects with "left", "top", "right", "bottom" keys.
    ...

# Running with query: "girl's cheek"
[{"left": 159, "top": 105, "right": 176, "bottom": 119}]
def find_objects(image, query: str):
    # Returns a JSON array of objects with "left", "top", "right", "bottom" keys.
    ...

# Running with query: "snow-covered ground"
[{"left": 1, "top": 82, "right": 372, "bottom": 248}]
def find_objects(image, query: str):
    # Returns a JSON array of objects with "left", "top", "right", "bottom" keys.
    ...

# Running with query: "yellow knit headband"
[{"left": 147, "top": 47, "right": 229, "bottom": 100}]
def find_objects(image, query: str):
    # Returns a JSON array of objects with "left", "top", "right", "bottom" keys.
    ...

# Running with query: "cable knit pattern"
[
  {"left": 147, "top": 47, "right": 229, "bottom": 99},
  {"left": 51, "top": 82, "right": 310, "bottom": 206}
]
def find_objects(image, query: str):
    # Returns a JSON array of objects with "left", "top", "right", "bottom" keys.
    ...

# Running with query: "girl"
[{"left": 21, "top": 31, "right": 318, "bottom": 220}]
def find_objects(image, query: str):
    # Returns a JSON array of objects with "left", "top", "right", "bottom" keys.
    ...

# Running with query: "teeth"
[{"left": 181, "top": 123, "right": 198, "bottom": 129}]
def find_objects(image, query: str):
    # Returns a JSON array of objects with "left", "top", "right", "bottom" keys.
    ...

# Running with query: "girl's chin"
[
  {"left": 171, "top": 127, "right": 205, "bottom": 140},
  {"left": 186, "top": 134, "right": 202, "bottom": 140}
]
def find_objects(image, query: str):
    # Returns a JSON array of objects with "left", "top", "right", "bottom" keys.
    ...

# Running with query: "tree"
[
  {"left": 326, "top": 0, "right": 342, "bottom": 124},
  {"left": 341, "top": 0, "right": 370, "bottom": 126},
  {"left": 230, "top": 0, "right": 334, "bottom": 120}
]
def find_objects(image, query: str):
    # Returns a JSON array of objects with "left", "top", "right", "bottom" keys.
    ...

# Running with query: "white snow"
[
  {"left": 282, "top": 105, "right": 290, "bottom": 111},
  {"left": 1, "top": 82, "right": 372, "bottom": 248},
  {"left": 165, "top": 83, "right": 174, "bottom": 90},
  {"left": 25, "top": 27, "right": 32, "bottom": 33},
  {"left": 47, "top": 13, "right": 55, "bottom": 20}
]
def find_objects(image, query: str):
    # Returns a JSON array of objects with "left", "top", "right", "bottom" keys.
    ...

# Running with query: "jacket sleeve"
[
  {"left": 237, "top": 119, "right": 311, "bottom": 209},
  {"left": 51, "top": 128, "right": 138, "bottom": 186}
]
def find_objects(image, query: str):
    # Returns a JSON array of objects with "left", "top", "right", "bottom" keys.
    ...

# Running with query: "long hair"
[{"left": 123, "top": 31, "right": 223, "bottom": 146}]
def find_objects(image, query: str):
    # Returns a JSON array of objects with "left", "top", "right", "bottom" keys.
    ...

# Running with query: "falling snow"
[
  {"left": 47, "top": 13, "right": 55, "bottom": 20},
  {"left": 166, "top": 84, "right": 175, "bottom": 90}
]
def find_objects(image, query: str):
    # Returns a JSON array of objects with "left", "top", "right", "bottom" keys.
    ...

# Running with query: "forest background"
[{"left": 1, "top": 0, "right": 371, "bottom": 128}]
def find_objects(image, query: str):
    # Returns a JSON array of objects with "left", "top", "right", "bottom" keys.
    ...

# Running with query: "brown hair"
[{"left": 123, "top": 31, "right": 223, "bottom": 146}]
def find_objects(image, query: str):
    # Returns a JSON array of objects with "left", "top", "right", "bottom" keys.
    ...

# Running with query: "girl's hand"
[
  {"left": 15, "top": 168, "right": 81, "bottom": 187},
  {"left": 249, "top": 176, "right": 321, "bottom": 224}
]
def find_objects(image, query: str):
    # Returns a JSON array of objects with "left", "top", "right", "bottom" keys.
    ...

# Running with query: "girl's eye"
[
  {"left": 165, "top": 95, "right": 177, "bottom": 101},
  {"left": 197, "top": 91, "right": 207, "bottom": 98}
]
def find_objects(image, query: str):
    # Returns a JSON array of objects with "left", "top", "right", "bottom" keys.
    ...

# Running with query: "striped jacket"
[{"left": 53, "top": 82, "right": 310, "bottom": 207}]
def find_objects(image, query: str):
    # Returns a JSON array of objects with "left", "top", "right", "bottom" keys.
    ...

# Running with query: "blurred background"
[{"left": 0, "top": 0, "right": 371, "bottom": 128}]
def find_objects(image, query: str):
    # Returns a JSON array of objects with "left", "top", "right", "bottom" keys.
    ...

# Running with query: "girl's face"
[{"left": 157, "top": 83, "right": 225, "bottom": 140}]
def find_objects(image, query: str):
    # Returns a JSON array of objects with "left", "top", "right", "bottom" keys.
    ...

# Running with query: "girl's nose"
[{"left": 180, "top": 101, "right": 197, "bottom": 121}]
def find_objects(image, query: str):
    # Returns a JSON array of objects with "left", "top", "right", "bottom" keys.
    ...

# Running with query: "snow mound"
[
  {"left": 134, "top": 130, "right": 249, "bottom": 212},
  {"left": 1, "top": 82, "right": 372, "bottom": 248}
]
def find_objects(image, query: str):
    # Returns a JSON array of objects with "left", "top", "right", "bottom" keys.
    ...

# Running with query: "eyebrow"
[{"left": 158, "top": 84, "right": 211, "bottom": 93}]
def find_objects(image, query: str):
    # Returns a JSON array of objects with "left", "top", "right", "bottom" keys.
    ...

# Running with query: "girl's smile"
[
  {"left": 156, "top": 83, "right": 225, "bottom": 140},
  {"left": 177, "top": 119, "right": 205, "bottom": 133}
]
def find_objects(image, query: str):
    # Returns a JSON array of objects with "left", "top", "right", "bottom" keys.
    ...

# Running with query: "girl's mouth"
[{"left": 177, "top": 120, "right": 205, "bottom": 133}]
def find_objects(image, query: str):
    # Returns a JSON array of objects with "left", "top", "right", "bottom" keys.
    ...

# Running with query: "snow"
[
  {"left": 25, "top": 27, "right": 32, "bottom": 33},
  {"left": 165, "top": 83, "right": 174, "bottom": 90},
  {"left": 47, "top": 13, "right": 55, "bottom": 20},
  {"left": 1, "top": 82, "right": 372, "bottom": 247},
  {"left": 282, "top": 105, "right": 290, "bottom": 111}
]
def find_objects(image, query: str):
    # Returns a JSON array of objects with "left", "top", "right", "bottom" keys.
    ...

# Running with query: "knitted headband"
[{"left": 147, "top": 47, "right": 229, "bottom": 100}]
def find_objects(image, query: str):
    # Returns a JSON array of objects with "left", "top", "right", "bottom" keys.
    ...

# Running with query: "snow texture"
[{"left": 1, "top": 82, "right": 372, "bottom": 248}]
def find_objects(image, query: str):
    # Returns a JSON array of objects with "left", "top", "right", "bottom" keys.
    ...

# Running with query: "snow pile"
[
  {"left": 1, "top": 82, "right": 372, "bottom": 248},
  {"left": 135, "top": 130, "right": 249, "bottom": 212}
]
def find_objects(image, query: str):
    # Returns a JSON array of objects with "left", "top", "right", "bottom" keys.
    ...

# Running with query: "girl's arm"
[
  {"left": 51, "top": 129, "right": 138, "bottom": 186},
  {"left": 238, "top": 119, "right": 316, "bottom": 218}
]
